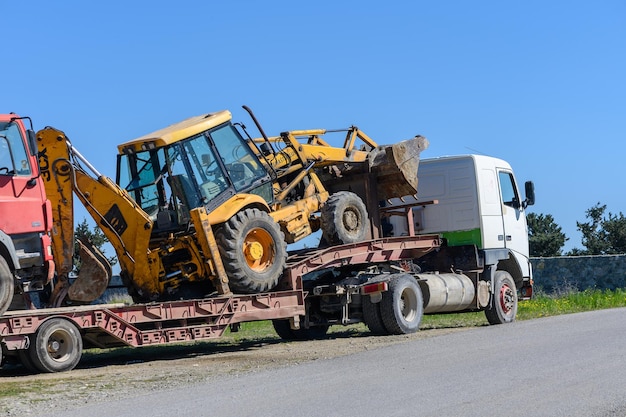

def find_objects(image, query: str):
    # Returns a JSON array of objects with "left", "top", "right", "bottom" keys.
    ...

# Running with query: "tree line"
[
  {"left": 74, "top": 202, "right": 626, "bottom": 265},
  {"left": 528, "top": 203, "right": 626, "bottom": 257}
]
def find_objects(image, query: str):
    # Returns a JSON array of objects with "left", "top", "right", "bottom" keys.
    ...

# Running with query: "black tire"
[
  {"left": 0, "top": 256, "right": 15, "bottom": 316},
  {"left": 485, "top": 271, "right": 518, "bottom": 325},
  {"left": 28, "top": 318, "right": 83, "bottom": 373},
  {"left": 379, "top": 274, "right": 423, "bottom": 335},
  {"left": 321, "top": 191, "right": 368, "bottom": 246},
  {"left": 272, "top": 319, "right": 330, "bottom": 340},
  {"left": 216, "top": 208, "right": 287, "bottom": 294},
  {"left": 362, "top": 296, "right": 389, "bottom": 335},
  {"left": 18, "top": 350, "right": 39, "bottom": 373}
]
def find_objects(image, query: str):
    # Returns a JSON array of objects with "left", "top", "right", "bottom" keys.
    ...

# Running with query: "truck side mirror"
[{"left": 523, "top": 181, "right": 535, "bottom": 208}]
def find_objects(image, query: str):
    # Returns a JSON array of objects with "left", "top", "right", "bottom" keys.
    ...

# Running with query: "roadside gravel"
[{"left": 0, "top": 326, "right": 467, "bottom": 416}]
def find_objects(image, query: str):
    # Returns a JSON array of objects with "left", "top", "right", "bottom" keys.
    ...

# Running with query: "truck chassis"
[{"left": 1, "top": 234, "right": 453, "bottom": 373}]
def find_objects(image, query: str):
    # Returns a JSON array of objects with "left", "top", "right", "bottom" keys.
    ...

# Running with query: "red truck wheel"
[
  {"left": 485, "top": 271, "right": 518, "bottom": 325},
  {"left": 0, "top": 257, "right": 15, "bottom": 316}
]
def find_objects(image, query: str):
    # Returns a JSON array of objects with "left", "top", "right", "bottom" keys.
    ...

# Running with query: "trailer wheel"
[
  {"left": 272, "top": 319, "right": 329, "bottom": 340},
  {"left": 28, "top": 318, "right": 83, "bottom": 373},
  {"left": 379, "top": 274, "right": 423, "bottom": 335},
  {"left": 362, "top": 296, "right": 389, "bottom": 335},
  {"left": 485, "top": 271, "right": 518, "bottom": 325},
  {"left": 321, "top": 191, "right": 368, "bottom": 246},
  {"left": 18, "top": 350, "right": 39, "bottom": 373},
  {"left": 0, "top": 256, "right": 15, "bottom": 316},
  {"left": 217, "top": 208, "right": 287, "bottom": 294}
]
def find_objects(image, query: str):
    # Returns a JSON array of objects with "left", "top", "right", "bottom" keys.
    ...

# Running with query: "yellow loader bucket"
[{"left": 368, "top": 135, "right": 429, "bottom": 200}]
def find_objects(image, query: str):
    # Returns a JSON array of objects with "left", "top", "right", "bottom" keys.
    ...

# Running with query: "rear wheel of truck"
[
  {"left": 272, "top": 319, "right": 330, "bottom": 340},
  {"left": 0, "top": 256, "right": 15, "bottom": 316},
  {"left": 321, "top": 191, "right": 368, "bottom": 246},
  {"left": 18, "top": 350, "right": 39, "bottom": 373},
  {"left": 379, "top": 274, "right": 423, "bottom": 335},
  {"left": 217, "top": 208, "right": 287, "bottom": 294},
  {"left": 485, "top": 271, "right": 518, "bottom": 325},
  {"left": 28, "top": 317, "right": 83, "bottom": 373},
  {"left": 362, "top": 296, "right": 389, "bottom": 335}
]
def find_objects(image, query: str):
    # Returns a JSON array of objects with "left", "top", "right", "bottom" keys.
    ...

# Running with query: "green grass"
[
  {"left": 516, "top": 288, "right": 626, "bottom": 320},
  {"left": 420, "top": 288, "right": 626, "bottom": 328}
]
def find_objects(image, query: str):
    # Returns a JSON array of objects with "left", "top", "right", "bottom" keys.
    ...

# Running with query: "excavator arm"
[{"left": 36, "top": 127, "right": 155, "bottom": 304}]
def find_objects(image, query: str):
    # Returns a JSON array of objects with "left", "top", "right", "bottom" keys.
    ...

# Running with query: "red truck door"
[{"left": 0, "top": 119, "right": 48, "bottom": 237}]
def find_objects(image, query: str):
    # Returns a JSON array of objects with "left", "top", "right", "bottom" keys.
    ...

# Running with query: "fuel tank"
[{"left": 418, "top": 272, "right": 476, "bottom": 314}]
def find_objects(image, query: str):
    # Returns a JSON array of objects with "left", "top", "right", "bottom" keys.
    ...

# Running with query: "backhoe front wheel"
[
  {"left": 321, "top": 191, "right": 369, "bottom": 246},
  {"left": 217, "top": 208, "right": 287, "bottom": 294}
]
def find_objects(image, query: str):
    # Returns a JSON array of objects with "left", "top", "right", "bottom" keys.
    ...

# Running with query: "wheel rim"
[
  {"left": 243, "top": 227, "right": 275, "bottom": 272},
  {"left": 342, "top": 209, "right": 360, "bottom": 235},
  {"left": 400, "top": 287, "right": 418, "bottom": 322},
  {"left": 499, "top": 283, "right": 515, "bottom": 314},
  {"left": 46, "top": 329, "right": 74, "bottom": 363}
]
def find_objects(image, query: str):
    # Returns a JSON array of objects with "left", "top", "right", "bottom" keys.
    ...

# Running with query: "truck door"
[
  {"left": 0, "top": 123, "right": 48, "bottom": 237},
  {"left": 497, "top": 169, "right": 531, "bottom": 275}
]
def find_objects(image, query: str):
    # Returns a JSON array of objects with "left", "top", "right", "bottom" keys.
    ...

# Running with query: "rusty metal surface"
[
  {"left": 67, "top": 240, "right": 112, "bottom": 303},
  {"left": 368, "top": 135, "right": 429, "bottom": 200}
]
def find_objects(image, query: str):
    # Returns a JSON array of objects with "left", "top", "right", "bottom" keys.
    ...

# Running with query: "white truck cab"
[{"left": 387, "top": 154, "right": 535, "bottom": 300}]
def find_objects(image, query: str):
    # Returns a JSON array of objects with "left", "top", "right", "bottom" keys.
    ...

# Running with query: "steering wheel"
[
  {"left": 0, "top": 167, "right": 10, "bottom": 175},
  {"left": 204, "top": 159, "right": 218, "bottom": 176}
]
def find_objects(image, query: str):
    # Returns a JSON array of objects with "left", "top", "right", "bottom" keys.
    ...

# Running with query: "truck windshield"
[{"left": 0, "top": 122, "right": 31, "bottom": 176}]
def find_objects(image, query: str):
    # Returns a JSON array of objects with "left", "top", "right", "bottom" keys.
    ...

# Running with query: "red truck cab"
[{"left": 0, "top": 113, "right": 53, "bottom": 314}]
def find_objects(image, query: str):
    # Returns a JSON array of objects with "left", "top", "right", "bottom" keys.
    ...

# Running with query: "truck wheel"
[
  {"left": 272, "top": 319, "right": 329, "bottom": 340},
  {"left": 485, "top": 271, "right": 518, "bottom": 325},
  {"left": 379, "top": 274, "right": 423, "bottom": 335},
  {"left": 217, "top": 208, "right": 287, "bottom": 294},
  {"left": 321, "top": 191, "right": 368, "bottom": 246},
  {"left": 362, "top": 296, "right": 389, "bottom": 335},
  {"left": 18, "top": 350, "right": 39, "bottom": 373},
  {"left": 0, "top": 256, "right": 15, "bottom": 316},
  {"left": 28, "top": 318, "right": 83, "bottom": 373}
]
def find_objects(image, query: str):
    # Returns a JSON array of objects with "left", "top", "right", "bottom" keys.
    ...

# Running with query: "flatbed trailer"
[{"left": 0, "top": 234, "right": 445, "bottom": 374}]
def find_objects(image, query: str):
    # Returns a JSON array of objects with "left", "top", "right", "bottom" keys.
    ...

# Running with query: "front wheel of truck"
[
  {"left": 0, "top": 256, "right": 15, "bottom": 316},
  {"left": 485, "top": 271, "right": 518, "bottom": 325}
]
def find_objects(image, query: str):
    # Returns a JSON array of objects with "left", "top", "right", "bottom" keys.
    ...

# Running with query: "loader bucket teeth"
[
  {"left": 368, "top": 135, "right": 429, "bottom": 200},
  {"left": 68, "top": 239, "right": 112, "bottom": 303}
]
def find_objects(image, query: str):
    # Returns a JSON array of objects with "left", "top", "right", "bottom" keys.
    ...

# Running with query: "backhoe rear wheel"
[
  {"left": 0, "top": 256, "right": 15, "bottom": 316},
  {"left": 216, "top": 208, "right": 287, "bottom": 294},
  {"left": 321, "top": 191, "right": 368, "bottom": 246}
]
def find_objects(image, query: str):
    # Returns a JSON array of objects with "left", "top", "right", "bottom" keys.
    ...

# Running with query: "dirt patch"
[{"left": 0, "top": 326, "right": 468, "bottom": 416}]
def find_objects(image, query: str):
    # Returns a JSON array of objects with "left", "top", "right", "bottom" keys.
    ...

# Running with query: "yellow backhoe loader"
[{"left": 37, "top": 106, "right": 427, "bottom": 304}]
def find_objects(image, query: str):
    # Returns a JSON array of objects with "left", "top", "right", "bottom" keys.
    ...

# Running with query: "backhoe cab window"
[
  {"left": 118, "top": 149, "right": 169, "bottom": 217},
  {"left": 0, "top": 122, "right": 31, "bottom": 176},
  {"left": 117, "top": 123, "right": 270, "bottom": 224}
]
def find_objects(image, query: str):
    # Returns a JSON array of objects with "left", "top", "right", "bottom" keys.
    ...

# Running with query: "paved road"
[{"left": 47, "top": 309, "right": 626, "bottom": 417}]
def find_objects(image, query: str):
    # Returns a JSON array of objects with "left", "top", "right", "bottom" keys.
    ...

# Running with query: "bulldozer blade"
[
  {"left": 368, "top": 135, "right": 429, "bottom": 200},
  {"left": 68, "top": 239, "right": 112, "bottom": 303}
]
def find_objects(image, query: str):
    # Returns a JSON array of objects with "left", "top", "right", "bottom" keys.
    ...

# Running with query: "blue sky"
[{"left": 3, "top": 1, "right": 625, "bottom": 253}]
